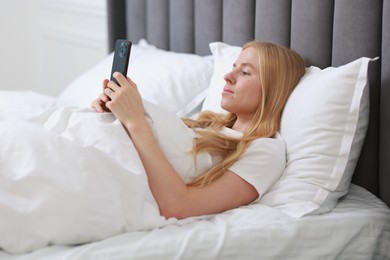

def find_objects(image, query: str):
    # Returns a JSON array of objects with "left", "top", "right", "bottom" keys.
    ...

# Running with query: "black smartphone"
[{"left": 110, "top": 39, "right": 132, "bottom": 85}]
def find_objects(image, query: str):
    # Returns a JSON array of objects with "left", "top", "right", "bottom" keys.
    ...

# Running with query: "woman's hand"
[
  {"left": 91, "top": 79, "right": 111, "bottom": 113},
  {"left": 104, "top": 73, "right": 146, "bottom": 131},
  {"left": 92, "top": 72, "right": 146, "bottom": 133}
]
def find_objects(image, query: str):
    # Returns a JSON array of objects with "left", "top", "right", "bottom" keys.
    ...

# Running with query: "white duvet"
[
  {"left": 0, "top": 92, "right": 211, "bottom": 254},
  {"left": 1, "top": 92, "right": 389, "bottom": 259}
]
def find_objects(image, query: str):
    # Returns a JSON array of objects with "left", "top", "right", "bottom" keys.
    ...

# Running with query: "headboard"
[{"left": 107, "top": 0, "right": 390, "bottom": 207}]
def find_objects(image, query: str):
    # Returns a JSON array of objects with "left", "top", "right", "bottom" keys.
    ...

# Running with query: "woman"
[
  {"left": 92, "top": 41, "right": 306, "bottom": 219},
  {"left": 0, "top": 41, "right": 304, "bottom": 253}
]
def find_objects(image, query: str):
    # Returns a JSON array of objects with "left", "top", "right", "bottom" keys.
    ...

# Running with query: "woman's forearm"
[
  {"left": 124, "top": 119, "right": 191, "bottom": 218},
  {"left": 125, "top": 118, "right": 259, "bottom": 219}
]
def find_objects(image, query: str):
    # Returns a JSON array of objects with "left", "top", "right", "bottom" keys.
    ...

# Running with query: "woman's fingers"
[
  {"left": 91, "top": 79, "right": 113, "bottom": 112},
  {"left": 102, "top": 78, "right": 109, "bottom": 91},
  {"left": 104, "top": 87, "right": 114, "bottom": 98},
  {"left": 112, "top": 72, "right": 137, "bottom": 89},
  {"left": 91, "top": 98, "right": 104, "bottom": 112}
]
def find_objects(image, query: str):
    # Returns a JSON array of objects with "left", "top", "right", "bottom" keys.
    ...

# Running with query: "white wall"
[
  {"left": 0, "top": 0, "right": 108, "bottom": 97},
  {"left": 0, "top": 0, "right": 34, "bottom": 93}
]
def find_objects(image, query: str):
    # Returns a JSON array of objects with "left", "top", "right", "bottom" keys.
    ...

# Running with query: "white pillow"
[
  {"left": 203, "top": 42, "right": 372, "bottom": 218},
  {"left": 59, "top": 40, "right": 213, "bottom": 117},
  {"left": 261, "top": 57, "right": 372, "bottom": 217}
]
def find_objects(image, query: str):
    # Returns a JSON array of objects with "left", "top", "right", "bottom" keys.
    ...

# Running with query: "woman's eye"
[{"left": 241, "top": 71, "right": 250, "bottom": 76}]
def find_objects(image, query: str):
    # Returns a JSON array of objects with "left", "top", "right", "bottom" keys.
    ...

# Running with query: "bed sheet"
[{"left": 0, "top": 184, "right": 388, "bottom": 260}]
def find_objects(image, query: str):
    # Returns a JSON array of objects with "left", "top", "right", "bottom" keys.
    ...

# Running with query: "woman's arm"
[
  {"left": 93, "top": 73, "right": 259, "bottom": 219},
  {"left": 127, "top": 117, "right": 259, "bottom": 219}
]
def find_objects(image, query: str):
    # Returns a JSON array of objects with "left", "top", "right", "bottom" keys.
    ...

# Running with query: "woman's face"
[{"left": 221, "top": 46, "right": 262, "bottom": 119}]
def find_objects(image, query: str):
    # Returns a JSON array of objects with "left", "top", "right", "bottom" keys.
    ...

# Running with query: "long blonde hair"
[{"left": 183, "top": 41, "right": 305, "bottom": 187}]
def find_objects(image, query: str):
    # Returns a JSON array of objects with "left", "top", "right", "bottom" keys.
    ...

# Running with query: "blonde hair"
[{"left": 183, "top": 41, "right": 305, "bottom": 187}]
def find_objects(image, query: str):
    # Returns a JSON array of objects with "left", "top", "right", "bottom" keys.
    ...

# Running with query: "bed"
[{"left": 0, "top": 0, "right": 389, "bottom": 259}]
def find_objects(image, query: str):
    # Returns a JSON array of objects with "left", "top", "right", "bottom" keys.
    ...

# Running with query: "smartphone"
[{"left": 110, "top": 39, "right": 132, "bottom": 85}]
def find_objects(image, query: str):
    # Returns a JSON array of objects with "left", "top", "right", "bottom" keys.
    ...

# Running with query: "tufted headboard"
[{"left": 107, "top": 0, "right": 390, "bottom": 207}]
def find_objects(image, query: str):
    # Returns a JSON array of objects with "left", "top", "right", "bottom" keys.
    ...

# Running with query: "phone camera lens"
[{"left": 117, "top": 41, "right": 129, "bottom": 58}]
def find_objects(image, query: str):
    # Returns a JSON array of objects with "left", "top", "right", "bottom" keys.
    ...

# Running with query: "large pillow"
[
  {"left": 203, "top": 42, "right": 372, "bottom": 218},
  {"left": 59, "top": 40, "right": 213, "bottom": 117},
  {"left": 262, "top": 57, "right": 372, "bottom": 217}
]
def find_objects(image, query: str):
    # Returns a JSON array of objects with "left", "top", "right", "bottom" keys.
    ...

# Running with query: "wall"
[
  {"left": 0, "top": 0, "right": 34, "bottom": 93},
  {"left": 0, "top": 0, "right": 108, "bottom": 97}
]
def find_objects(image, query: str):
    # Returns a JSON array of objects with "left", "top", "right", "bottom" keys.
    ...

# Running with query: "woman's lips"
[{"left": 222, "top": 87, "right": 234, "bottom": 95}]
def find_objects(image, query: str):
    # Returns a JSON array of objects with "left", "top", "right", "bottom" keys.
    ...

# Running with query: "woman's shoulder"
[
  {"left": 253, "top": 132, "right": 284, "bottom": 143},
  {"left": 248, "top": 132, "right": 286, "bottom": 153},
  {"left": 220, "top": 127, "right": 285, "bottom": 150}
]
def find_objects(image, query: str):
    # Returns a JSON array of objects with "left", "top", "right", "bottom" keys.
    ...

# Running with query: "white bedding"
[
  {"left": 0, "top": 184, "right": 389, "bottom": 260},
  {"left": 0, "top": 91, "right": 389, "bottom": 259},
  {"left": 0, "top": 91, "right": 211, "bottom": 254}
]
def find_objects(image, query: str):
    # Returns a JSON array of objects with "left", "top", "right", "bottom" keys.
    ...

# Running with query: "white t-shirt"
[{"left": 213, "top": 127, "right": 286, "bottom": 200}]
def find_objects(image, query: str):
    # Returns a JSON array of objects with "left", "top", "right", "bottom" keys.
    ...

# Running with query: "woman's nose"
[{"left": 224, "top": 71, "right": 235, "bottom": 84}]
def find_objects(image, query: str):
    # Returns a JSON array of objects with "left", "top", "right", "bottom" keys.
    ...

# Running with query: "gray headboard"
[{"left": 107, "top": 0, "right": 390, "bottom": 207}]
